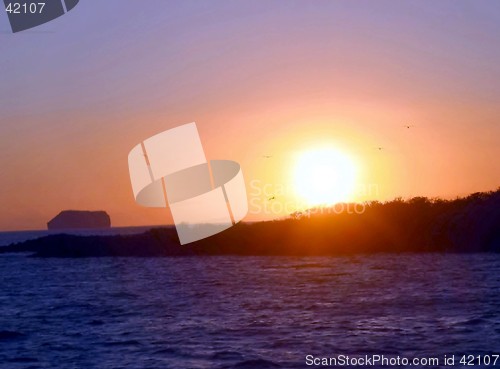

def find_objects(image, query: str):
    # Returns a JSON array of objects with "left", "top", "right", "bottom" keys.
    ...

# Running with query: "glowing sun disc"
[{"left": 293, "top": 147, "right": 357, "bottom": 206}]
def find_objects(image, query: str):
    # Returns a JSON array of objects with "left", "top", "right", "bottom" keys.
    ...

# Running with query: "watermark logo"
[
  {"left": 247, "top": 179, "right": 380, "bottom": 218},
  {"left": 128, "top": 122, "right": 248, "bottom": 245},
  {"left": 4, "top": 0, "right": 79, "bottom": 33}
]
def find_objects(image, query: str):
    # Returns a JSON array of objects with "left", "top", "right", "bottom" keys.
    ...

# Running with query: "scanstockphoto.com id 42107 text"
[{"left": 305, "top": 353, "right": 500, "bottom": 367}]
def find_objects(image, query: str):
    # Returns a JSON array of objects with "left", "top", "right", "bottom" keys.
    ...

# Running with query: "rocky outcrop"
[{"left": 47, "top": 210, "right": 111, "bottom": 230}]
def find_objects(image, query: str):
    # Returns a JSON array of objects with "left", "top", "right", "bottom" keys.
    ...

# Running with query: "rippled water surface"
[{"left": 1, "top": 254, "right": 500, "bottom": 368}]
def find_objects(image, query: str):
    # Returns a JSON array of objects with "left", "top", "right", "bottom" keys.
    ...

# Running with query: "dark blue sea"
[{"left": 1, "top": 231, "right": 500, "bottom": 368}]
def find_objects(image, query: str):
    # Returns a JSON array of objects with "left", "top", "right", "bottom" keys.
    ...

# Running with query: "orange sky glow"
[{"left": 1, "top": 1, "right": 499, "bottom": 230}]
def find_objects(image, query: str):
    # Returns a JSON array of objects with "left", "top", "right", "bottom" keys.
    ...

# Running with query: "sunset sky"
[{"left": 1, "top": 1, "right": 499, "bottom": 231}]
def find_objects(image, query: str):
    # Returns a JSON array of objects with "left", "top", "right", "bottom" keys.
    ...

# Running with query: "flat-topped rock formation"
[{"left": 47, "top": 210, "right": 111, "bottom": 230}]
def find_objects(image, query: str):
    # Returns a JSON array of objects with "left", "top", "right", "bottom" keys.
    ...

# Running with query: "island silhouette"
[
  {"left": 2, "top": 189, "right": 499, "bottom": 257},
  {"left": 47, "top": 210, "right": 111, "bottom": 230}
]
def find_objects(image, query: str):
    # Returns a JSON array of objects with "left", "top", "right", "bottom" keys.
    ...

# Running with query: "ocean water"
[{"left": 0, "top": 254, "right": 499, "bottom": 369}]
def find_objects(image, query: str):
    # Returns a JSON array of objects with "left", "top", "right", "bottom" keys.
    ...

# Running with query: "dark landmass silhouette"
[
  {"left": 47, "top": 210, "right": 111, "bottom": 230},
  {"left": 3, "top": 189, "right": 499, "bottom": 257}
]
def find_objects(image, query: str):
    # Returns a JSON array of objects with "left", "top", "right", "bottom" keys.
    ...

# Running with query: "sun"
[{"left": 293, "top": 147, "right": 357, "bottom": 206}]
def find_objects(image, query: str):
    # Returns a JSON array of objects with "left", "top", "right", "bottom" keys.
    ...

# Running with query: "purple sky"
[{"left": 1, "top": 1, "right": 499, "bottom": 230}]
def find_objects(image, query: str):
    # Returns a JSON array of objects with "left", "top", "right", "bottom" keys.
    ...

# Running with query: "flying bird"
[
  {"left": 268, "top": 196, "right": 276, "bottom": 201},
  {"left": 403, "top": 125, "right": 414, "bottom": 129},
  {"left": 262, "top": 155, "right": 272, "bottom": 159}
]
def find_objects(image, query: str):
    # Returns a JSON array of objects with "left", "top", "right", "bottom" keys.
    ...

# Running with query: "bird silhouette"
[
  {"left": 403, "top": 125, "right": 414, "bottom": 129},
  {"left": 268, "top": 196, "right": 276, "bottom": 201},
  {"left": 262, "top": 155, "right": 272, "bottom": 159},
  {"left": 374, "top": 147, "right": 384, "bottom": 151}
]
